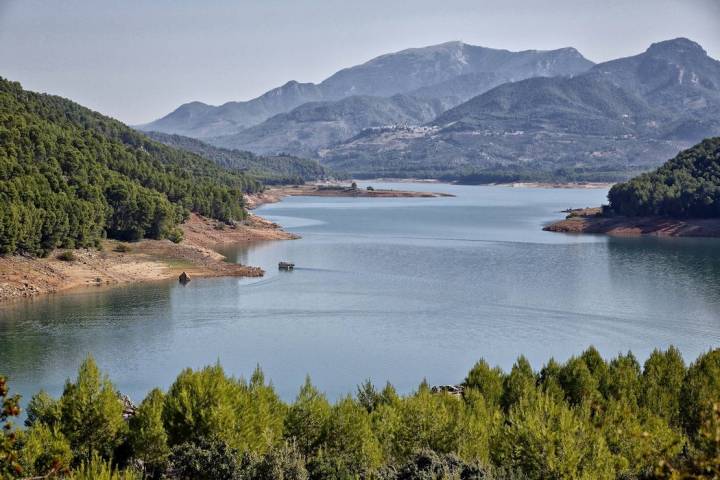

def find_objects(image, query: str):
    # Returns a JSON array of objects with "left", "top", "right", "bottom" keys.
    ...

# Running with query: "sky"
[{"left": 1, "top": 0, "right": 719, "bottom": 125}]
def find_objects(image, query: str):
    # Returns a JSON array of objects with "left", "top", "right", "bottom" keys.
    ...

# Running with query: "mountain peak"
[{"left": 646, "top": 38, "right": 707, "bottom": 57}]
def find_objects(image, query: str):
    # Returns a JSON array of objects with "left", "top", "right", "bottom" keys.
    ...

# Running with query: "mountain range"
[
  {"left": 138, "top": 42, "right": 593, "bottom": 139},
  {"left": 138, "top": 38, "right": 720, "bottom": 181}
]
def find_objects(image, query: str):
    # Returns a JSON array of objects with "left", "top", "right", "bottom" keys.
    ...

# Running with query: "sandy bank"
[
  {"left": 245, "top": 184, "right": 453, "bottom": 209},
  {"left": 544, "top": 207, "right": 720, "bottom": 238},
  {"left": 0, "top": 213, "right": 297, "bottom": 303}
]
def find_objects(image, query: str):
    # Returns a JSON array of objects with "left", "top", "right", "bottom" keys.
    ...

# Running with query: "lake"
[{"left": 2, "top": 182, "right": 720, "bottom": 407}]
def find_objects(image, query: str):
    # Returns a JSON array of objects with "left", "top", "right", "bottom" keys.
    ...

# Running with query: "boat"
[{"left": 278, "top": 262, "right": 295, "bottom": 270}]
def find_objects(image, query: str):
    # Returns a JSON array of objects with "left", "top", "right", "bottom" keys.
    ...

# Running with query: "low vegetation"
[
  {"left": 113, "top": 244, "right": 132, "bottom": 253},
  {"left": 56, "top": 251, "right": 77, "bottom": 262},
  {"left": 2, "top": 346, "right": 720, "bottom": 479},
  {"left": 609, "top": 137, "right": 720, "bottom": 217}
]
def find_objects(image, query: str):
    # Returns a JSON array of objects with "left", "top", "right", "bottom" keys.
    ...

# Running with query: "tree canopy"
[
  {"left": 4, "top": 347, "right": 720, "bottom": 479},
  {"left": 0, "top": 77, "right": 262, "bottom": 256},
  {"left": 608, "top": 137, "right": 720, "bottom": 218}
]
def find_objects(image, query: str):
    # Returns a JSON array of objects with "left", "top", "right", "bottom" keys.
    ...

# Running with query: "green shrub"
[
  {"left": 18, "top": 424, "right": 72, "bottom": 477},
  {"left": 170, "top": 439, "right": 241, "bottom": 480},
  {"left": 113, "top": 243, "right": 132, "bottom": 253},
  {"left": 66, "top": 454, "right": 141, "bottom": 480},
  {"left": 167, "top": 227, "right": 184, "bottom": 244},
  {"left": 377, "top": 449, "right": 485, "bottom": 480},
  {"left": 57, "top": 250, "right": 77, "bottom": 261}
]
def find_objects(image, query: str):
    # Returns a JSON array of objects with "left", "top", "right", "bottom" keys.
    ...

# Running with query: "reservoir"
[{"left": 2, "top": 183, "right": 719, "bottom": 406}]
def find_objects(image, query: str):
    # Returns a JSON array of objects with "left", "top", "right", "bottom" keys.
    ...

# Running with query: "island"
[{"left": 544, "top": 137, "right": 720, "bottom": 238}]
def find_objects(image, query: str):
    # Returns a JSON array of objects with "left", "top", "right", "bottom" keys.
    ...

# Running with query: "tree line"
[
  {"left": 2, "top": 346, "right": 720, "bottom": 479},
  {"left": 608, "top": 137, "right": 720, "bottom": 217},
  {"left": 0, "top": 77, "right": 263, "bottom": 256}
]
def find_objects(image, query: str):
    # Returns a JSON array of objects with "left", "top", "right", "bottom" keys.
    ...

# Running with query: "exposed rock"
[
  {"left": 431, "top": 384, "right": 464, "bottom": 397},
  {"left": 118, "top": 393, "right": 137, "bottom": 420}
]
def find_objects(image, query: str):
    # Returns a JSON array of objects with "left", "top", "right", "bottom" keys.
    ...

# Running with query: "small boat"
[{"left": 278, "top": 262, "right": 295, "bottom": 270}]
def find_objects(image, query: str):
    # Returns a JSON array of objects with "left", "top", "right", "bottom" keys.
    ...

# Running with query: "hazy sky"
[{"left": 1, "top": 0, "right": 719, "bottom": 124}]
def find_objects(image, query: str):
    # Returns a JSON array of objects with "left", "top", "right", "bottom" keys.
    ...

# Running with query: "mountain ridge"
[
  {"left": 137, "top": 41, "right": 594, "bottom": 139},
  {"left": 318, "top": 37, "right": 720, "bottom": 180}
]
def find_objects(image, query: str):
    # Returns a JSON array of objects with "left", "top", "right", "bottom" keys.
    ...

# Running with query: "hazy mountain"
[
  {"left": 144, "top": 131, "right": 330, "bottom": 184},
  {"left": 209, "top": 94, "right": 445, "bottom": 157},
  {"left": 136, "top": 81, "right": 324, "bottom": 138},
  {"left": 138, "top": 41, "right": 593, "bottom": 139},
  {"left": 315, "top": 42, "right": 592, "bottom": 99},
  {"left": 320, "top": 38, "right": 720, "bottom": 180}
]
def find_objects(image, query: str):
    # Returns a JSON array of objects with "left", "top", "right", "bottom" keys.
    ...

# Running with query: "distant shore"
[
  {"left": 245, "top": 183, "right": 454, "bottom": 209},
  {"left": 544, "top": 207, "right": 720, "bottom": 238},
  {"left": 0, "top": 213, "right": 297, "bottom": 303},
  {"left": 496, "top": 181, "right": 614, "bottom": 189}
]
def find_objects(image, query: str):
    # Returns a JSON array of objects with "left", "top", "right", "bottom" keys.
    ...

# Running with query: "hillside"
[
  {"left": 320, "top": 38, "right": 720, "bottom": 180},
  {"left": 0, "top": 77, "right": 261, "bottom": 256},
  {"left": 138, "top": 41, "right": 593, "bottom": 139},
  {"left": 608, "top": 137, "right": 720, "bottom": 217},
  {"left": 144, "top": 131, "right": 330, "bottom": 184},
  {"left": 209, "top": 94, "right": 445, "bottom": 157},
  {"left": 544, "top": 137, "right": 720, "bottom": 238}
]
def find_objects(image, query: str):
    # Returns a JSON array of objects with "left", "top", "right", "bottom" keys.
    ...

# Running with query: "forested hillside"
[
  {"left": 144, "top": 131, "right": 330, "bottom": 185},
  {"left": 0, "top": 78, "right": 261, "bottom": 256},
  {"left": 609, "top": 137, "right": 720, "bottom": 217},
  {"left": 3, "top": 346, "right": 720, "bottom": 479}
]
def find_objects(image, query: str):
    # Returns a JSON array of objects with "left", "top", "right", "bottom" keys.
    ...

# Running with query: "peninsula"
[
  {"left": 544, "top": 137, "right": 720, "bottom": 239},
  {"left": 0, "top": 214, "right": 297, "bottom": 303}
]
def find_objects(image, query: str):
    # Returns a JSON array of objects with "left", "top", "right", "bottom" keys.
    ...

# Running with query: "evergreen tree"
[
  {"left": 284, "top": 376, "right": 331, "bottom": 457},
  {"left": 641, "top": 346, "right": 686, "bottom": 427},
  {"left": 501, "top": 356, "right": 537, "bottom": 411},
  {"left": 59, "top": 357, "right": 126, "bottom": 462},
  {"left": 129, "top": 388, "right": 169, "bottom": 476},
  {"left": 681, "top": 349, "right": 720, "bottom": 441},
  {"left": 17, "top": 423, "right": 72, "bottom": 477},
  {"left": 493, "top": 393, "right": 615, "bottom": 480},
  {"left": 321, "top": 396, "right": 382, "bottom": 475},
  {"left": 464, "top": 359, "right": 504, "bottom": 407}
]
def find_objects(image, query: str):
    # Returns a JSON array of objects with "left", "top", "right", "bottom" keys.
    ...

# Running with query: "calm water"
[{"left": 2, "top": 182, "right": 720, "bottom": 407}]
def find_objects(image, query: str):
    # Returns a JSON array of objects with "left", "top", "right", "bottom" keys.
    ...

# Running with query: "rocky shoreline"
[
  {"left": 544, "top": 207, "right": 720, "bottom": 238},
  {"left": 0, "top": 213, "right": 297, "bottom": 303}
]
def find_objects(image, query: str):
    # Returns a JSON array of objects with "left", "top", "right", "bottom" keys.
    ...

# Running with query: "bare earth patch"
[{"left": 0, "top": 213, "right": 297, "bottom": 303}]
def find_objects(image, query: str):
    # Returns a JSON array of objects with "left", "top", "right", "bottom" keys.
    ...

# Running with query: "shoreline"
[
  {"left": 350, "top": 179, "right": 614, "bottom": 189},
  {"left": 495, "top": 181, "right": 614, "bottom": 189},
  {"left": 245, "top": 183, "right": 454, "bottom": 209},
  {"left": 544, "top": 207, "right": 720, "bottom": 238},
  {"left": 0, "top": 213, "right": 298, "bottom": 304},
  {"left": 1, "top": 183, "right": 451, "bottom": 304}
]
